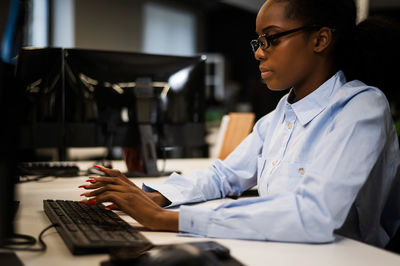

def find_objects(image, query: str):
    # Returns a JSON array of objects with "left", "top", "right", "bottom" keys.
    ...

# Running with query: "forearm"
[
  {"left": 153, "top": 210, "right": 179, "bottom": 231},
  {"left": 178, "top": 194, "right": 336, "bottom": 242},
  {"left": 143, "top": 164, "right": 257, "bottom": 208},
  {"left": 142, "top": 192, "right": 178, "bottom": 231}
]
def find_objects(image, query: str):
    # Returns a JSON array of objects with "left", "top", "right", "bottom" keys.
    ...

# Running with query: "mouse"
[
  {"left": 101, "top": 242, "right": 226, "bottom": 266},
  {"left": 143, "top": 243, "right": 222, "bottom": 266}
]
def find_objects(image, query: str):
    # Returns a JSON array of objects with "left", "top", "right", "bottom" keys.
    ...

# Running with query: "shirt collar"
[{"left": 287, "top": 70, "right": 347, "bottom": 126}]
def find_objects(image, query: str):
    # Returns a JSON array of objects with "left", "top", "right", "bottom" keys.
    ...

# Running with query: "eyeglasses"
[{"left": 250, "top": 25, "right": 327, "bottom": 53}]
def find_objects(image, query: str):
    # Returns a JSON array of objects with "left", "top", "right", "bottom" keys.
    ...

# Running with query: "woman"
[{"left": 79, "top": 0, "right": 400, "bottom": 247}]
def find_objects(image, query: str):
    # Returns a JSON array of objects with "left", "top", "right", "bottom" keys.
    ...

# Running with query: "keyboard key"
[{"left": 66, "top": 224, "right": 79, "bottom": 232}]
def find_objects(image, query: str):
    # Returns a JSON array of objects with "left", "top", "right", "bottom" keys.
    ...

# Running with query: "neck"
[{"left": 293, "top": 62, "right": 338, "bottom": 102}]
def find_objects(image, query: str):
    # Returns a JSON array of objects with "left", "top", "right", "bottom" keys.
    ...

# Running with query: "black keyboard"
[
  {"left": 19, "top": 162, "right": 80, "bottom": 177},
  {"left": 43, "top": 200, "right": 152, "bottom": 255}
]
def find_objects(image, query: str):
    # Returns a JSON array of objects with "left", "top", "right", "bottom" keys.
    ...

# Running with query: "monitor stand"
[
  {"left": 123, "top": 77, "right": 177, "bottom": 178},
  {"left": 124, "top": 124, "right": 175, "bottom": 177}
]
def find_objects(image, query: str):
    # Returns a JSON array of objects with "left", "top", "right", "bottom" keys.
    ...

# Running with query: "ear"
[{"left": 313, "top": 27, "right": 333, "bottom": 53}]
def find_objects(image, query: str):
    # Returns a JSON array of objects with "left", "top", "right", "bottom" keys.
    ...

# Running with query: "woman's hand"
[
  {"left": 83, "top": 166, "right": 171, "bottom": 208},
  {"left": 78, "top": 165, "right": 178, "bottom": 231}
]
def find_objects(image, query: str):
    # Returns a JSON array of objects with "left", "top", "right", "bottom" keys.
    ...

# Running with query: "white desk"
[{"left": 14, "top": 159, "right": 400, "bottom": 266}]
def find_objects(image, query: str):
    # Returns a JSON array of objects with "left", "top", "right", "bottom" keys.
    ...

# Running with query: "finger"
[
  {"left": 78, "top": 178, "right": 138, "bottom": 196},
  {"left": 79, "top": 198, "right": 98, "bottom": 207},
  {"left": 79, "top": 198, "right": 89, "bottom": 204},
  {"left": 84, "top": 184, "right": 128, "bottom": 197},
  {"left": 105, "top": 203, "right": 119, "bottom": 210},
  {"left": 79, "top": 198, "right": 99, "bottom": 208},
  {"left": 78, "top": 182, "right": 104, "bottom": 190},
  {"left": 87, "top": 176, "right": 124, "bottom": 185},
  {"left": 93, "top": 165, "right": 134, "bottom": 185},
  {"left": 87, "top": 176, "right": 101, "bottom": 182},
  {"left": 92, "top": 167, "right": 133, "bottom": 184},
  {"left": 94, "top": 176, "right": 139, "bottom": 189},
  {"left": 93, "top": 165, "right": 124, "bottom": 177},
  {"left": 78, "top": 178, "right": 116, "bottom": 189},
  {"left": 91, "top": 191, "right": 121, "bottom": 206}
]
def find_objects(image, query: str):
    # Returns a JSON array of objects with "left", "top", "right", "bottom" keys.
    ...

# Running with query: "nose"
[{"left": 254, "top": 47, "right": 266, "bottom": 61}]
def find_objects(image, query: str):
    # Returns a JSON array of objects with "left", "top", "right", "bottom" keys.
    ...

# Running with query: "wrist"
[{"left": 153, "top": 210, "right": 179, "bottom": 231}]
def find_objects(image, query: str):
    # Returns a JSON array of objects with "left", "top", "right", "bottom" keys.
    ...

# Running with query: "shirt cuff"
[
  {"left": 142, "top": 183, "right": 184, "bottom": 207},
  {"left": 179, "top": 205, "right": 212, "bottom": 236}
]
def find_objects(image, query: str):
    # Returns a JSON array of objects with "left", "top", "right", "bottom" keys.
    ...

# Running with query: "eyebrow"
[{"left": 256, "top": 25, "right": 281, "bottom": 35}]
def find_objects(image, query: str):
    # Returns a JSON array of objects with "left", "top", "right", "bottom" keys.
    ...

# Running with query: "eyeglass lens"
[{"left": 251, "top": 35, "right": 267, "bottom": 52}]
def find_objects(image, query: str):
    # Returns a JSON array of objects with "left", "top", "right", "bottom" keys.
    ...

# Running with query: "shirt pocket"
[{"left": 266, "top": 161, "right": 306, "bottom": 194}]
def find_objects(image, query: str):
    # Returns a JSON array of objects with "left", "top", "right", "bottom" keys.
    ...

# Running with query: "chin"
[{"left": 264, "top": 81, "right": 288, "bottom": 92}]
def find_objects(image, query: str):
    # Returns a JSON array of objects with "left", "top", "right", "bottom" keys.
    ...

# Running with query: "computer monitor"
[
  {"left": 63, "top": 48, "right": 206, "bottom": 147},
  {"left": 64, "top": 48, "right": 207, "bottom": 174},
  {"left": 0, "top": 61, "right": 17, "bottom": 243},
  {"left": 15, "top": 47, "right": 64, "bottom": 161},
  {"left": 16, "top": 48, "right": 207, "bottom": 174}
]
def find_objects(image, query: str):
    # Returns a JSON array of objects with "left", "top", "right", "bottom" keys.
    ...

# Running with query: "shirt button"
[
  {"left": 272, "top": 161, "right": 277, "bottom": 166},
  {"left": 288, "top": 122, "right": 293, "bottom": 129},
  {"left": 298, "top": 168, "right": 305, "bottom": 175}
]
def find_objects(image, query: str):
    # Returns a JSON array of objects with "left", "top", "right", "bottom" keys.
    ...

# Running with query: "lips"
[{"left": 260, "top": 68, "right": 273, "bottom": 79}]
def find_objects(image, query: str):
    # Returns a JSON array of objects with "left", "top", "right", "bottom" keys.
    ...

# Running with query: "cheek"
[
  {"left": 266, "top": 44, "right": 312, "bottom": 90},
  {"left": 266, "top": 56, "right": 298, "bottom": 90}
]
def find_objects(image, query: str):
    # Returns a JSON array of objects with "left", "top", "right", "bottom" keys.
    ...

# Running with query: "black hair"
[
  {"left": 274, "top": 0, "right": 357, "bottom": 31},
  {"left": 271, "top": 0, "right": 400, "bottom": 105},
  {"left": 272, "top": 0, "right": 356, "bottom": 70}
]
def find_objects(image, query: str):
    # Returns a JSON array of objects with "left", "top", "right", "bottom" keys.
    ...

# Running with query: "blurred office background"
[{"left": 1, "top": 0, "right": 399, "bottom": 161}]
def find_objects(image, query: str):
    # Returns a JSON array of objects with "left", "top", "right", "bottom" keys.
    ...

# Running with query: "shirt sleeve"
[
  {"left": 179, "top": 88, "right": 397, "bottom": 243},
  {"left": 142, "top": 113, "right": 272, "bottom": 207}
]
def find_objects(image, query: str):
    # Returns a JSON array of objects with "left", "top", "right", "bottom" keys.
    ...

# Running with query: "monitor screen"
[
  {"left": 64, "top": 48, "right": 206, "bottom": 125},
  {"left": 16, "top": 48, "right": 208, "bottom": 159},
  {"left": 15, "top": 47, "right": 64, "bottom": 151}
]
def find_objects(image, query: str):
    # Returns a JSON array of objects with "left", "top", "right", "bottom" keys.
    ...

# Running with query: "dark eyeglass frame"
[{"left": 250, "top": 25, "right": 331, "bottom": 53}]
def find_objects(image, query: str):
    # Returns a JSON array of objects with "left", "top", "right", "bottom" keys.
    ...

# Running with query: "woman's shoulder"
[
  {"left": 338, "top": 79, "right": 388, "bottom": 106},
  {"left": 342, "top": 79, "right": 384, "bottom": 96},
  {"left": 333, "top": 79, "right": 391, "bottom": 120}
]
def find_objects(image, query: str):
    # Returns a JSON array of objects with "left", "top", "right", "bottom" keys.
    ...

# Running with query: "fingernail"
[
  {"left": 86, "top": 179, "right": 96, "bottom": 183},
  {"left": 88, "top": 199, "right": 96, "bottom": 206},
  {"left": 105, "top": 205, "right": 110, "bottom": 210},
  {"left": 80, "top": 192, "right": 89, "bottom": 197},
  {"left": 78, "top": 185, "right": 87, "bottom": 188},
  {"left": 79, "top": 200, "right": 87, "bottom": 204},
  {"left": 93, "top": 165, "right": 103, "bottom": 169}
]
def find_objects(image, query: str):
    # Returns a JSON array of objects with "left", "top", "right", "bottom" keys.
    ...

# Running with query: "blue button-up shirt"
[{"left": 144, "top": 71, "right": 400, "bottom": 246}]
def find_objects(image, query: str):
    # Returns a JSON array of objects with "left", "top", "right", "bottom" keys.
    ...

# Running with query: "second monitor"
[{"left": 17, "top": 48, "right": 208, "bottom": 174}]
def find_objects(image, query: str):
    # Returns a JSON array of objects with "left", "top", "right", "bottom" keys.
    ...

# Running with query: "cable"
[
  {"left": 0, "top": 234, "right": 36, "bottom": 246},
  {"left": 0, "top": 224, "right": 58, "bottom": 252}
]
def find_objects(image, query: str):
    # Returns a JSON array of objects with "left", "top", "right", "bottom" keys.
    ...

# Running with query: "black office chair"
[
  {"left": 345, "top": 17, "right": 400, "bottom": 254},
  {"left": 384, "top": 165, "right": 400, "bottom": 254}
]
